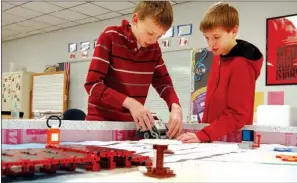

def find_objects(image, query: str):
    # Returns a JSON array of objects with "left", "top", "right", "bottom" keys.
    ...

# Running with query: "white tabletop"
[{"left": 2, "top": 141, "right": 297, "bottom": 182}]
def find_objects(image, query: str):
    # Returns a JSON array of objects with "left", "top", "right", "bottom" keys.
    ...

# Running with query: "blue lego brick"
[{"left": 242, "top": 130, "right": 254, "bottom": 142}]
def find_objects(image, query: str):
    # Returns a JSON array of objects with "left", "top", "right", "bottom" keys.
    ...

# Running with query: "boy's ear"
[
  {"left": 231, "top": 25, "right": 239, "bottom": 38},
  {"left": 131, "top": 13, "right": 139, "bottom": 25}
]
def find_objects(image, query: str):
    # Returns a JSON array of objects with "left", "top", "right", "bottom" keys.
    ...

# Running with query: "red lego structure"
[
  {"left": 1, "top": 144, "right": 152, "bottom": 178},
  {"left": 143, "top": 144, "right": 175, "bottom": 179}
]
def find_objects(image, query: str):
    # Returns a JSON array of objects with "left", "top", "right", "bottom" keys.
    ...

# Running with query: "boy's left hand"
[
  {"left": 176, "top": 132, "right": 200, "bottom": 143},
  {"left": 167, "top": 103, "right": 183, "bottom": 139}
]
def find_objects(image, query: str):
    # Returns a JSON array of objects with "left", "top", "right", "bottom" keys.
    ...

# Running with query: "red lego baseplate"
[{"left": 1, "top": 144, "right": 152, "bottom": 178}]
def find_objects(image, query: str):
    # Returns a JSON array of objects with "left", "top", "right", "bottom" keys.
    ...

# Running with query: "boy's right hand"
[{"left": 123, "top": 97, "right": 154, "bottom": 131}]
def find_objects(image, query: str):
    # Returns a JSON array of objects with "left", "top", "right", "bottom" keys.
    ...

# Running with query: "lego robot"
[
  {"left": 238, "top": 129, "right": 261, "bottom": 149},
  {"left": 136, "top": 114, "right": 169, "bottom": 139}
]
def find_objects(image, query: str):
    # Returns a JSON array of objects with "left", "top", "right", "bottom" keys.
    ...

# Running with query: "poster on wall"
[
  {"left": 80, "top": 41, "right": 90, "bottom": 59},
  {"left": 190, "top": 48, "right": 214, "bottom": 123},
  {"left": 266, "top": 14, "right": 297, "bottom": 85},
  {"left": 68, "top": 43, "right": 77, "bottom": 60}
]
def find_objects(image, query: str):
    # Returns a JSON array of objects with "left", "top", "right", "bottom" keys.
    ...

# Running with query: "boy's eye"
[
  {"left": 147, "top": 31, "right": 154, "bottom": 35},
  {"left": 214, "top": 36, "right": 220, "bottom": 39}
]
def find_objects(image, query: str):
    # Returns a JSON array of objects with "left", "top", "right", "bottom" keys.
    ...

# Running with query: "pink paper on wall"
[{"left": 267, "top": 91, "right": 284, "bottom": 105}]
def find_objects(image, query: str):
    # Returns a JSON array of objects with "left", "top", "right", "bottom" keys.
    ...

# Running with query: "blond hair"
[
  {"left": 200, "top": 2, "right": 239, "bottom": 32},
  {"left": 133, "top": 1, "right": 173, "bottom": 30}
]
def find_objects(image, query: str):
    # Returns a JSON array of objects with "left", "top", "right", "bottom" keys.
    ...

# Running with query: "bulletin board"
[
  {"left": 30, "top": 72, "right": 68, "bottom": 119},
  {"left": 190, "top": 48, "right": 214, "bottom": 123}
]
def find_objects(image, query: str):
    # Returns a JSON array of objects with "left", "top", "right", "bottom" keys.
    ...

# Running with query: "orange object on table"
[{"left": 46, "top": 115, "right": 62, "bottom": 145}]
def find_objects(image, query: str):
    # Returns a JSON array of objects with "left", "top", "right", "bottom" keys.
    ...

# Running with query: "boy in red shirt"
[
  {"left": 84, "top": 1, "right": 182, "bottom": 138},
  {"left": 177, "top": 2, "right": 263, "bottom": 143}
]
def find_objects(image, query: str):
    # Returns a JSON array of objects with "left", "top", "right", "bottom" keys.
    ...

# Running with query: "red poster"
[{"left": 266, "top": 14, "right": 297, "bottom": 85}]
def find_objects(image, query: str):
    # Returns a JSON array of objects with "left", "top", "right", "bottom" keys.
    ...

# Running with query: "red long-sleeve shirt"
[
  {"left": 196, "top": 39, "right": 263, "bottom": 142},
  {"left": 84, "top": 20, "right": 180, "bottom": 121}
]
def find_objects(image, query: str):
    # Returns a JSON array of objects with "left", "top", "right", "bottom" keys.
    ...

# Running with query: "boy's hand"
[
  {"left": 167, "top": 103, "right": 183, "bottom": 139},
  {"left": 123, "top": 97, "right": 154, "bottom": 131},
  {"left": 176, "top": 132, "right": 201, "bottom": 143}
]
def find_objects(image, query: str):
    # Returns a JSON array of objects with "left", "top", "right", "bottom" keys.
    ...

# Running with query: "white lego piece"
[{"left": 238, "top": 143, "right": 253, "bottom": 149}]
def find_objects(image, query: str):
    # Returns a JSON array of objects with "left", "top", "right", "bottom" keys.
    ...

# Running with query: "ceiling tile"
[
  {"left": 32, "top": 15, "right": 68, "bottom": 25},
  {"left": 50, "top": 9, "right": 89, "bottom": 21},
  {"left": 92, "top": 2, "right": 135, "bottom": 11},
  {"left": 48, "top": 2, "right": 86, "bottom": 8},
  {"left": 25, "top": 29, "right": 45, "bottom": 36},
  {"left": 41, "top": 26, "right": 62, "bottom": 33},
  {"left": 128, "top": 0, "right": 139, "bottom": 5},
  {"left": 2, "top": 34, "right": 20, "bottom": 42},
  {"left": 118, "top": 8, "right": 135, "bottom": 15},
  {"left": 3, "top": 23, "right": 35, "bottom": 33},
  {"left": 2, "top": 12, "right": 26, "bottom": 24},
  {"left": 4, "top": 1, "right": 28, "bottom": 6},
  {"left": 2, "top": 20, "right": 11, "bottom": 26},
  {"left": 2, "top": 2, "right": 15, "bottom": 11},
  {"left": 2, "top": 28, "right": 19, "bottom": 37},
  {"left": 17, "top": 19, "right": 52, "bottom": 29},
  {"left": 97, "top": 12, "right": 121, "bottom": 20},
  {"left": 56, "top": 21, "right": 79, "bottom": 28},
  {"left": 75, "top": 17, "right": 100, "bottom": 24},
  {"left": 21, "top": 2, "right": 63, "bottom": 14},
  {"left": 5, "top": 6, "right": 43, "bottom": 19},
  {"left": 70, "top": 3, "right": 110, "bottom": 16}
]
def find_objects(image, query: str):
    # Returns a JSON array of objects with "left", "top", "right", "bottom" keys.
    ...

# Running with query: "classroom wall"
[{"left": 2, "top": 1, "right": 297, "bottom": 111}]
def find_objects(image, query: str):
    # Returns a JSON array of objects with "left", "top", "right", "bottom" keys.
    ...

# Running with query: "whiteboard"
[
  {"left": 32, "top": 72, "right": 65, "bottom": 113},
  {"left": 145, "top": 49, "right": 193, "bottom": 122},
  {"left": 69, "top": 49, "right": 193, "bottom": 122}
]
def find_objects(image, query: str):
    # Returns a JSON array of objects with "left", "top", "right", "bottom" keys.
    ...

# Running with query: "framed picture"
[
  {"left": 266, "top": 14, "right": 297, "bottom": 86},
  {"left": 177, "top": 24, "right": 192, "bottom": 36},
  {"left": 68, "top": 43, "right": 77, "bottom": 53},
  {"left": 160, "top": 26, "right": 174, "bottom": 39},
  {"left": 80, "top": 41, "right": 90, "bottom": 51}
]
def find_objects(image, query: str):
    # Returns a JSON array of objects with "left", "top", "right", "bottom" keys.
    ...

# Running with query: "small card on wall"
[
  {"left": 268, "top": 91, "right": 284, "bottom": 105},
  {"left": 179, "top": 37, "right": 189, "bottom": 47},
  {"left": 69, "top": 53, "right": 76, "bottom": 60},
  {"left": 161, "top": 39, "right": 171, "bottom": 48},
  {"left": 81, "top": 51, "right": 88, "bottom": 58}
]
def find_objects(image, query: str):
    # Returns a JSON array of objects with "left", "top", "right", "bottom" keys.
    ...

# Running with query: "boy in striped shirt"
[{"left": 84, "top": 1, "right": 182, "bottom": 139}]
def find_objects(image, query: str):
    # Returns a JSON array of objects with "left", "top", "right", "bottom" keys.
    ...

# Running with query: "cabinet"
[{"left": 1, "top": 71, "right": 33, "bottom": 119}]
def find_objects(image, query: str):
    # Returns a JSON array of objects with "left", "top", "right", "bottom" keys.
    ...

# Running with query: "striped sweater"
[{"left": 84, "top": 20, "right": 180, "bottom": 121}]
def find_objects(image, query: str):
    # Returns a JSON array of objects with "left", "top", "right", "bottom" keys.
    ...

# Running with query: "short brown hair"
[
  {"left": 133, "top": 1, "right": 173, "bottom": 30},
  {"left": 200, "top": 2, "right": 239, "bottom": 32}
]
